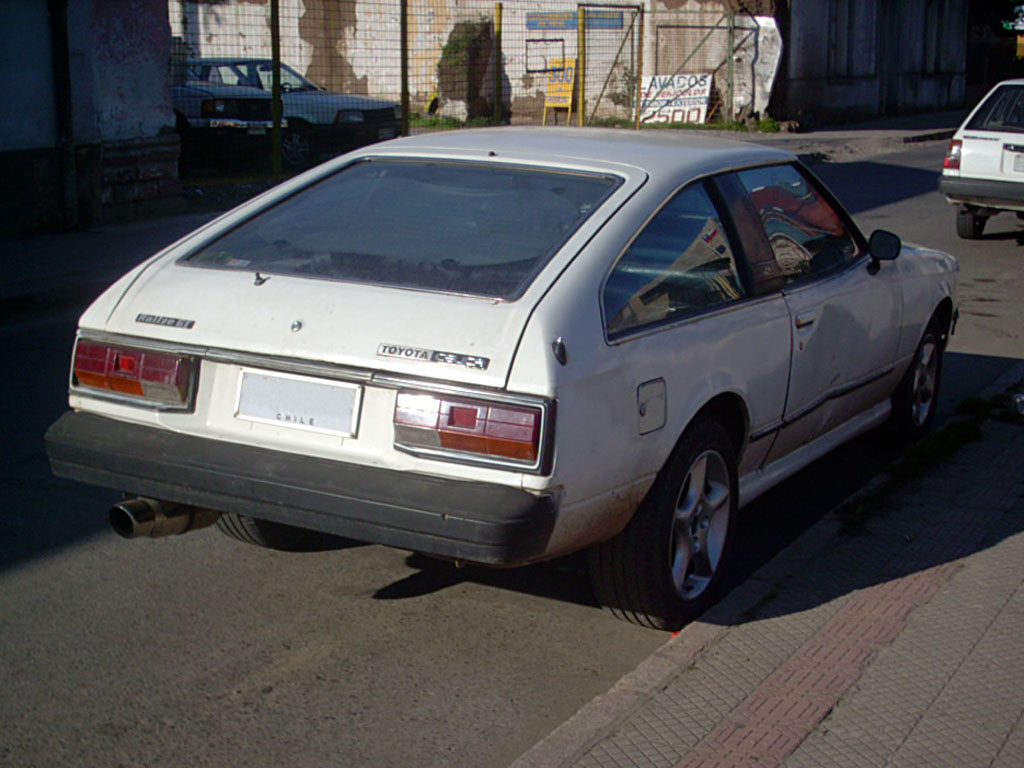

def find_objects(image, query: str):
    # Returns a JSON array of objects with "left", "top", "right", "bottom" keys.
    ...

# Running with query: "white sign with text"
[{"left": 640, "top": 73, "right": 713, "bottom": 125}]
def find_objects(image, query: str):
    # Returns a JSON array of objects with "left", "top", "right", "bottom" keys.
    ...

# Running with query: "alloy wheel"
[{"left": 669, "top": 449, "right": 731, "bottom": 601}]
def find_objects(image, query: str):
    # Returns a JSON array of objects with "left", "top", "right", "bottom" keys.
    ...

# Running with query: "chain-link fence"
[{"left": 168, "top": 1, "right": 775, "bottom": 176}]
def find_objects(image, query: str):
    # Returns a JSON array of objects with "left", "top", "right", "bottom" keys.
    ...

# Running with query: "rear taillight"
[
  {"left": 72, "top": 339, "right": 195, "bottom": 408},
  {"left": 394, "top": 391, "right": 543, "bottom": 467},
  {"left": 944, "top": 139, "right": 962, "bottom": 170}
]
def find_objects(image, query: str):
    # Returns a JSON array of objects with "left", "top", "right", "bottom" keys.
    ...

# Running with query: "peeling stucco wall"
[
  {"left": 169, "top": 0, "right": 312, "bottom": 72},
  {"left": 92, "top": 0, "right": 176, "bottom": 141},
  {"left": 2, "top": 0, "right": 181, "bottom": 233}
]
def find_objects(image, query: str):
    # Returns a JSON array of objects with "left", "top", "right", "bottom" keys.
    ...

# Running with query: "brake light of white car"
[
  {"left": 944, "top": 139, "right": 962, "bottom": 170},
  {"left": 72, "top": 339, "right": 195, "bottom": 408},
  {"left": 393, "top": 391, "right": 542, "bottom": 466}
]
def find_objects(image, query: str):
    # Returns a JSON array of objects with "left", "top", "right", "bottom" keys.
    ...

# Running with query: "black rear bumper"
[
  {"left": 45, "top": 411, "right": 557, "bottom": 565},
  {"left": 939, "top": 176, "right": 1024, "bottom": 209}
]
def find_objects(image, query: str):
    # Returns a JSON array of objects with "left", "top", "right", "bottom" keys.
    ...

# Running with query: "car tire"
[
  {"left": 588, "top": 418, "right": 739, "bottom": 631},
  {"left": 281, "top": 126, "right": 316, "bottom": 168},
  {"left": 956, "top": 206, "right": 986, "bottom": 239},
  {"left": 216, "top": 512, "right": 332, "bottom": 551},
  {"left": 889, "top": 314, "right": 945, "bottom": 443}
]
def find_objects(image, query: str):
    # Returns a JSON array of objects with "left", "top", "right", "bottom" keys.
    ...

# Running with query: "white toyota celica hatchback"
[{"left": 46, "top": 128, "right": 958, "bottom": 629}]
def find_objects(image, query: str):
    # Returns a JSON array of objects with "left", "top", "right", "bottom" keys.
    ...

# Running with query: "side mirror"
[{"left": 869, "top": 229, "right": 901, "bottom": 262}]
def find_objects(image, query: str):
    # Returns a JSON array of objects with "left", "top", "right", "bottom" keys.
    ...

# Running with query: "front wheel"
[
  {"left": 281, "top": 127, "right": 316, "bottom": 168},
  {"left": 588, "top": 419, "right": 739, "bottom": 631},
  {"left": 890, "top": 314, "right": 944, "bottom": 443}
]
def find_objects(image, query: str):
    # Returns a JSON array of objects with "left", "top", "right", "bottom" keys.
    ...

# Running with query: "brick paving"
[{"left": 512, "top": 419, "right": 1024, "bottom": 768}]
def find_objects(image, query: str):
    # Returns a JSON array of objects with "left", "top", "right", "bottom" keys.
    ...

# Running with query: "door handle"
[{"left": 795, "top": 311, "right": 817, "bottom": 329}]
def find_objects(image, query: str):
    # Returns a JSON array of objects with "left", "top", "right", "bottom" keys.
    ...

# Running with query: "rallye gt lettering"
[{"left": 135, "top": 314, "right": 195, "bottom": 329}]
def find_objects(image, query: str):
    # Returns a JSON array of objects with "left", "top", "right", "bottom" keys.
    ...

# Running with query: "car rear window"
[
  {"left": 185, "top": 159, "right": 620, "bottom": 299},
  {"left": 967, "top": 84, "right": 1024, "bottom": 133}
]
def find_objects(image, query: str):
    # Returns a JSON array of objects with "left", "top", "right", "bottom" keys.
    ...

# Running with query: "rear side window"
[
  {"left": 736, "top": 164, "right": 858, "bottom": 284},
  {"left": 967, "top": 85, "right": 1024, "bottom": 133},
  {"left": 186, "top": 160, "right": 620, "bottom": 300},
  {"left": 604, "top": 181, "right": 745, "bottom": 338}
]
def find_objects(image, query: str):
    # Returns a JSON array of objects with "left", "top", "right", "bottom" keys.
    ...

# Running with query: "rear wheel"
[
  {"left": 216, "top": 512, "right": 336, "bottom": 551},
  {"left": 588, "top": 419, "right": 739, "bottom": 631},
  {"left": 956, "top": 206, "right": 986, "bottom": 239}
]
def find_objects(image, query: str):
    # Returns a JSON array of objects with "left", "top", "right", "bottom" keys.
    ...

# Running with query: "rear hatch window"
[
  {"left": 967, "top": 84, "right": 1024, "bottom": 133},
  {"left": 186, "top": 159, "right": 621, "bottom": 299}
]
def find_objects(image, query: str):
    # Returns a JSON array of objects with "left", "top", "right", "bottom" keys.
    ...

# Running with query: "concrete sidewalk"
[
  {"left": 3, "top": 110, "right": 964, "bottom": 320},
  {"left": 512, "top": 406, "right": 1024, "bottom": 768}
]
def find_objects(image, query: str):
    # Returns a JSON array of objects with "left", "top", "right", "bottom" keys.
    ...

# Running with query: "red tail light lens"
[
  {"left": 394, "top": 391, "right": 543, "bottom": 466},
  {"left": 72, "top": 339, "right": 194, "bottom": 407},
  {"left": 944, "top": 139, "right": 962, "bottom": 170}
]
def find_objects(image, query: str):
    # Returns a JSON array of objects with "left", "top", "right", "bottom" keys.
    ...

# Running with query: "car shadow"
[
  {"left": 371, "top": 428, "right": 902, "bottom": 613},
  {"left": 371, "top": 351, "right": 1023, "bottom": 632},
  {"left": 809, "top": 159, "right": 941, "bottom": 216},
  {"left": 973, "top": 227, "right": 1024, "bottom": 244}
]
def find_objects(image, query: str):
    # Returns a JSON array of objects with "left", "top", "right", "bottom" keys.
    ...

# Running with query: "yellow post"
[
  {"left": 270, "top": 0, "right": 282, "bottom": 174},
  {"left": 400, "top": 0, "right": 409, "bottom": 136},
  {"left": 634, "top": 9, "right": 644, "bottom": 129},
  {"left": 494, "top": 2, "right": 503, "bottom": 123},
  {"left": 577, "top": 7, "right": 586, "bottom": 126}
]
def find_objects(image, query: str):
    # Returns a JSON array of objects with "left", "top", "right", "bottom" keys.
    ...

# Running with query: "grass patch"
[
  {"left": 588, "top": 116, "right": 783, "bottom": 132},
  {"left": 409, "top": 114, "right": 496, "bottom": 130},
  {"left": 411, "top": 114, "right": 785, "bottom": 133},
  {"left": 839, "top": 378, "right": 1024, "bottom": 535},
  {"left": 890, "top": 419, "right": 984, "bottom": 481},
  {"left": 837, "top": 416, "right": 985, "bottom": 535}
]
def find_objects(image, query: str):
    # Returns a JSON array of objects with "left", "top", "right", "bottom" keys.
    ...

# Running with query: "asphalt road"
[{"left": 1, "top": 142, "right": 1022, "bottom": 768}]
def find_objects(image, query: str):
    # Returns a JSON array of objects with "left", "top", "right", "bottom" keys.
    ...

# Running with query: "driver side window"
[{"left": 736, "top": 164, "right": 858, "bottom": 283}]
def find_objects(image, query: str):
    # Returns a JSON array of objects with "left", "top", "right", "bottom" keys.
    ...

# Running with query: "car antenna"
[{"left": 254, "top": 272, "right": 270, "bottom": 286}]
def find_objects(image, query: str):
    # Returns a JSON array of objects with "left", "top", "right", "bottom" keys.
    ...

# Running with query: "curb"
[{"left": 902, "top": 128, "right": 956, "bottom": 144}]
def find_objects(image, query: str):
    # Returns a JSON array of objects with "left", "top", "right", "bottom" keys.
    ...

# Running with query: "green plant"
[
  {"left": 836, "top": 416, "right": 985, "bottom": 536},
  {"left": 409, "top": 114, "right": 497, "bottom": 130},
  {"left": 609, "top": 65, "right": 637, "bottom": 110},
  {"left": 440, "top": 18, "right": 490, "bottom": 68}
]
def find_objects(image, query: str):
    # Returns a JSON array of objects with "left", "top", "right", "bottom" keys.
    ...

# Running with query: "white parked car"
[
  {"left": 46, "top": 129, "right": 958, "bottom": 629},
  {"left": 941, "top": 78, "right": 1024, "bottom": 238}
]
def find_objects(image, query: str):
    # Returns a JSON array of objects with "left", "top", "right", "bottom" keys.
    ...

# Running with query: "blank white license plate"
[
  {"left": 1014, "top": 153, "right": 1024, "bottom": 172},
  {"left": 235, "top": 369, "right": 361, "bottom": 437}
]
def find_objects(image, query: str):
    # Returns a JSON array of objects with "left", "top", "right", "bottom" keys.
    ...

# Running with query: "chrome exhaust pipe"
[{"left": 109, "top": 497, "right": 220, "bottom": 539}]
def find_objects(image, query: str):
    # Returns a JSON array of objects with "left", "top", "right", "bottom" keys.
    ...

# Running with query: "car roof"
[{"left": 366, "top": 127, "right": 794, "bottom": 180}]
